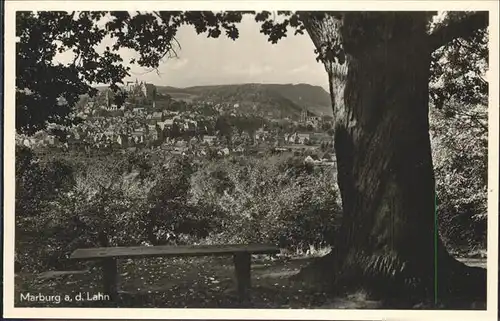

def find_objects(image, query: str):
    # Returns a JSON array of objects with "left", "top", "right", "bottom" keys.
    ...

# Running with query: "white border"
[{"left": 3, "top": 1, "right": 499, "bottom": 320}]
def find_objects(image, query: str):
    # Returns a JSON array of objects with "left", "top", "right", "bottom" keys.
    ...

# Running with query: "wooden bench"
[{"left": 70, "top": 243, "right": 279, "bottom": 304}]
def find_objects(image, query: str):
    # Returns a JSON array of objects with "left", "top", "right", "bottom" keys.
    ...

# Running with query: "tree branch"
[{"left": 429, "top": 11, "right": 488, "bottom": 52}]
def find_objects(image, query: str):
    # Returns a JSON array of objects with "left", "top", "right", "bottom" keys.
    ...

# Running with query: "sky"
[
  {"left": 56, "top": 14, "right": 330, "bottom": 90},
  {"left": 53, "top": 11, "right": 491, "bottom": 90}
]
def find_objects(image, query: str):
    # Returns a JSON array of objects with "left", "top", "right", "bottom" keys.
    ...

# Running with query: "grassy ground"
[{"left": 14, "top": 255, "right": 486, "bottom": 309}]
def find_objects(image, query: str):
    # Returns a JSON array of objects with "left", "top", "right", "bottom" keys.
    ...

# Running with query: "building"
[
  {"left": 142, "top": 84, "right": 157, "bottom": 106},
  {"left": 297, "top": 133, "right": 310, "bottom": 144},
  {"left": 104, "top": 131, "right": 115, "bottom": 141},
  {"left": 46, "top": 135, "right": 58, "bottom": 145},
  {"left": 156, "top": 121, "right": 166, "bottom": 131},
  {"left": 157, "top": 119, "right": 174, "bottom": 130},
  {"left": 186, "top": 121, "right": 196, "bottom": 131},
  {"left": 289, "top": 132, "right": 310, "bottom": 144},
  {"left": 117, "top": 135, "right": 125, "bottom": 146},
  {"left": 300, "top": 108, "right": 321, "bottom": 124},
  {"left": 147, "top": 124, "right": 157, "bottom": 132},
  {"left": 131, "top": 129, "right": 145, "bottom": 144},
  {"left": 126, "top": 79, "right": 157, "bottom": 102},
  {"left": 175, "top": 140, "right": 187, "bottom": 148},
  {"left": 151, "top": 111, "right": 163, "bottom": 122},
  {"left": 203, "top": 135, "right": 217, "bottom": 145}
]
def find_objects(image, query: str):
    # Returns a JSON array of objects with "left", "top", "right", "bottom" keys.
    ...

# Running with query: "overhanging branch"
[{"left": 429, "top": 11, "right": 488, "bottom": 52}]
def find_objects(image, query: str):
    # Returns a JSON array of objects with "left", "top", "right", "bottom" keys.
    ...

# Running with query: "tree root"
[
  {"left": 290, "top": 248, "right": 487, "bottom": 309},
  {"left": 290, "top": 248, "right": 340, "bottom": 289}
]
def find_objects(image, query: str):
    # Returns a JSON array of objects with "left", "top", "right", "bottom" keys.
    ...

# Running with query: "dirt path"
[{"left": 14, "top": 255, "right": 487, "bottom": 308}]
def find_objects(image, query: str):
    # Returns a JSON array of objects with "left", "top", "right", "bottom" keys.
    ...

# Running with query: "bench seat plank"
[{"left": 70, "top": 243, "right": 279, "bottom": 260}]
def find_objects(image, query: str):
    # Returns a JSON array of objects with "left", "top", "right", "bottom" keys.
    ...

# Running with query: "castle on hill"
[
  {"left": 125, "top": 79, "right": 157, "bottom": 102},
  {"left": 103, "top": 79, "right": 158, "bottom": 110}
]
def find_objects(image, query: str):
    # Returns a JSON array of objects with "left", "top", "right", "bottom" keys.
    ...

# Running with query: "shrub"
[
  {"left": 144, "top": 155, "right": 217, "bottom": 244},
  {"left": 430, "top": 102, "right": 487, "bottom": 251},
  {"left": 15, "top": 148, "right": 156, "bottom": 272},
  {"left": 15, "top": 146, "right": 79, "bottom": 271},
  {"left": 189, "top": 155, "right": 342, "bottom": 250}
]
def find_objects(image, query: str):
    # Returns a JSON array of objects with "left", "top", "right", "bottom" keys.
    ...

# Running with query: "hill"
[
  {"left": 157, "top": 83, "right": 333, "bottom": 118},
  {"left": 93, "top": 83, "right": 333, "bottom": 118}
]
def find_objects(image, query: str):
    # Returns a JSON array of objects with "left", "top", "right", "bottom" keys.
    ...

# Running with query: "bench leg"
[
  {"left": 233, "top": 252, "right": 251, "bottom": 301},
  {"left": 101, "top": 258, "right": 118, "bottom": 306}
]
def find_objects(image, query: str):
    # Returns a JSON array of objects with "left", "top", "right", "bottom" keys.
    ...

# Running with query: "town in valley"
[{"left": 17, "top": 80, "right": 337, "bottom": 166}]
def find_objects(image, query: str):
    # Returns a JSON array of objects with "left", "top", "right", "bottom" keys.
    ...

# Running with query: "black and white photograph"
[{"left": 3, "top": 1, "right": 499, "bottom": 319}]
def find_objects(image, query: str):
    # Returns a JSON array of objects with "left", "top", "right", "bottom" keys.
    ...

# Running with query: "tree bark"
[{"left": 297, "top": 12, "right": 486, "bottom": 306}]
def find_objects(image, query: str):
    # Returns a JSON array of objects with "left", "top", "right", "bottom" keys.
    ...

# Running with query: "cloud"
[
  {"left": 50, "top": 13, "right": 329, "bottom": 89},
  {"left": 290, "top": 65, "right": 309, "bottom": 74},
  {"left": 166, "top": 58, "right": 190, "bottom": 70},
  {"left": 224, "top": 63, "right": 272, "bottom": 76}
]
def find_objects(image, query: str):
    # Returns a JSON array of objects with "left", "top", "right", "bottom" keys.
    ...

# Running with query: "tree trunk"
[{"left": 297, "top": 12, "right": 486, "bottom": 306}]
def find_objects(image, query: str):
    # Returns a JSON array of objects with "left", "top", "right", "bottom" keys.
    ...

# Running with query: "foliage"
[
  {"left": 16, "top": 12, "right": 128, "bottom": 133},
  {"left": 428, "top": 14, "right": 488, "bottom": 252},
  {"left": 15, "top": 149, "right": 156, "bottom": 271},
  {"left": 144, "top": 155, "right": 217, "bottom": 244},
  {"left": 15, "top": 10, "right": 489, "bottom": 276},
  {"left": 15, "top": 146, "right": 77, "bottom": 270},
  {"left": 16, "top": 11, "right": 255, "bottom": 133},
  {"left": 189, "top": 156, "right": 342, "bottom": 248},
  {"left": 431, "top": 102, "right": 487, "bottom": 250},
  {"left": 430, "top": 21, "right": 488, "bottom": 117},
  {"left": 15, "top": 145, "right": 75, "bottom": 218},
  {"left": 16, "top": 147, "right": 344, "bottom": 272}
]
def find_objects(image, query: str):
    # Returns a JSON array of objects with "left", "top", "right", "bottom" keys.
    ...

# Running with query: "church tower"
[
  {"left": 300, "top": 108, "right": 308, "bottom": 124},
  {"left": 105, "top": 90, "right": 110, "bottom": 108}
]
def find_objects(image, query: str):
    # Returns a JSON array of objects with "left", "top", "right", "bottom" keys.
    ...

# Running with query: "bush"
[
  {"left": 16, "top": 146, "right": 345, "bottom": 272},
  {"left": 17, "top": 148, "right": 224, "bottom": 272},
  {"left": 15, "top": 147, "right": 161, "bottom": 272},
  {"left": 189, "top": 155, "right": 342, "bottom": 250},
  {"left": 430, "top": 102, "right": 487, "bottom": 251},
  {"left": 15, "top": 146, "right": 79, "bottom": 271},
  {"left": 143, "top": 155, "right": 219, "bottom": 244}
]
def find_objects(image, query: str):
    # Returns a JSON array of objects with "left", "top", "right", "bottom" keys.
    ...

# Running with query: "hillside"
[
  {"left": 157, "top": 83, "right": 333, "bottom": 117},
  {"left": 93, "top": 83, "right": 333, "bottom": 118}
]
